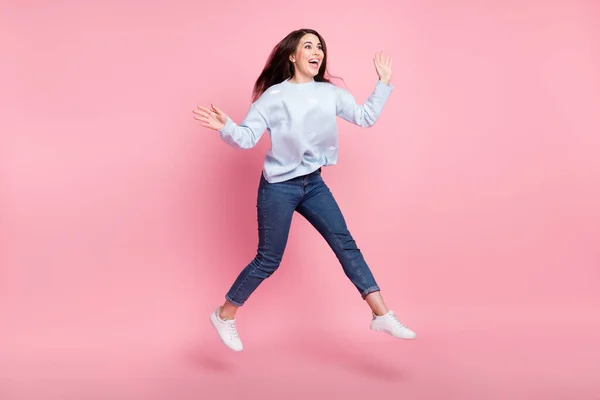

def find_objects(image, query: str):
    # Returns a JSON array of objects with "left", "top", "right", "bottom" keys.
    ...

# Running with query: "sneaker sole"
[
  {"left": 370, "top": 324, "right": 417, "bottom": 340},
  {"left": 210, "top": 312, "right": 243, "bottom": 352}
]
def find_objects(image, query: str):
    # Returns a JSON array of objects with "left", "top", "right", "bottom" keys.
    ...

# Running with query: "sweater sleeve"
[
  {"left": 335, "top": 80, "right": 393, "bottom": 127},
  {"left": 218, "top": 103, "right": 268, "bottom": 149}
]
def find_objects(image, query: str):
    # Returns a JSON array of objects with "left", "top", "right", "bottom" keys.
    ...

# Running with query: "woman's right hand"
[{"left": 193, "top": 104, "right": 228, "bottom": 131}]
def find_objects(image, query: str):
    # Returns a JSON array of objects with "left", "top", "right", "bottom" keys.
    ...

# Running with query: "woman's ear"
[{"left": 289, "top": 54, "right": 296, "bottom": 63}]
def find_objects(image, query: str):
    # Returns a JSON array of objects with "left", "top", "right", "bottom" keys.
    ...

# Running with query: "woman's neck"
[{"left": 287, "top": 74, "right": 314, "bottom": 84}]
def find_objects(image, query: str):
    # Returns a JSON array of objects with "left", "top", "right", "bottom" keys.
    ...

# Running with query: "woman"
[{"left": 193, "top": 29, "right": 416, "bottom": 351}]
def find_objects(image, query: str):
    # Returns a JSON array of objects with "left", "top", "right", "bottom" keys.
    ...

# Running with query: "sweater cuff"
[
  {"left": 219, "top": 118, "right": 236, "bottom": 135},
  {"left": 377, "top": 79, "right": 394, "bottom": 92}
]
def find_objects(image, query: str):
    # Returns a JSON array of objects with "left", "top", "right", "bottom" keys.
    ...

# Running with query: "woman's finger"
[
  {"left": 197, "top": 106, "right": 214, "bottom": 115},
  {"left": 194, "top": 112, "right": 213, "bottom": 121},
  {"left": 211, "top": 104, "right": 224, "bottom": 116},
  {"left": 194, "top": 111, "right": 210, "bottom": 119},
  {"left": 197, "top": 120, "right": 218, "bottom": 129}
]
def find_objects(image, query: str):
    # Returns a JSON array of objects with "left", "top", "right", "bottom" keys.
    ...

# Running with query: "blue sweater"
[{"left": 219, "top": 78, "right": 393, "bottom": 183}]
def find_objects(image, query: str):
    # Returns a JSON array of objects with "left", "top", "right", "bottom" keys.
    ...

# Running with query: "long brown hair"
[{"left": 252, "top": 29, "right": 339, "bottom": 102}]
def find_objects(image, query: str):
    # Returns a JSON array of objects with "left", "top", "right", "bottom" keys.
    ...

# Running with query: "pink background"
[{"left": 1, "top": 0, "right": 599, "bottom": 399}]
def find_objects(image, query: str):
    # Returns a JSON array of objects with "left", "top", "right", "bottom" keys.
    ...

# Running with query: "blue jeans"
[{"left": 225, "top": 168, "right": 381, "bottom": 306}]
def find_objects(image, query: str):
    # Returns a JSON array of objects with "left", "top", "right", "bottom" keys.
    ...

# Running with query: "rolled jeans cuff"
[{"left": 361, "top": 286, "right": 381, "bottom": 299}]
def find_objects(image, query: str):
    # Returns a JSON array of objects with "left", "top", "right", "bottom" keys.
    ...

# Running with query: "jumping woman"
[{"left": 193, "top": 28, "right": 416, "bottom": 351}]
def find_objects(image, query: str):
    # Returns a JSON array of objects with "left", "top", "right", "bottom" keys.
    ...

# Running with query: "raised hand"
[
  {"left": 373, "top": 51, "right": 393, "bottom": 85},
  {"left": 193, "top": 104, "right": 228, "bottom": 131}
]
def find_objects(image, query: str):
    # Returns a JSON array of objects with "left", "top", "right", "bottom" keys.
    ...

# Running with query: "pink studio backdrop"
[{"left": 1, "top": 1, "right": 599, "bottom": 399}]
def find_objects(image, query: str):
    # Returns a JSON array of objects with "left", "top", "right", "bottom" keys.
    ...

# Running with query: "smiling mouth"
[{"left": 309, "top": 59, "right": 320, "bottom": 69}]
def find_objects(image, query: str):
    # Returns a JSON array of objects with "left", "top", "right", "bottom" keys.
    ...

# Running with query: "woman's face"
[{"left": 289, "top": 33, "right": 324, "bottom": 81}]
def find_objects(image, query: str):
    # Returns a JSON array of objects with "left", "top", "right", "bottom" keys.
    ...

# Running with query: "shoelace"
[
  {"left": 389, "top": 311, "right": 407, "bottom": 329},
  {"left": 226, "top": 320, "right": 239, "bottom": 339}
]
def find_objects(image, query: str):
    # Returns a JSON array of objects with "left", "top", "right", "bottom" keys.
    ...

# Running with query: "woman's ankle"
[{"left": 219, "top": 302, "right": 238, "bottom": 320}]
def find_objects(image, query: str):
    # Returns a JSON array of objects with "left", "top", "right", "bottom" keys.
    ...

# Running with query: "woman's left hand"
[{"left": 373, "top": 51, "right": 393, "bottom": 85}]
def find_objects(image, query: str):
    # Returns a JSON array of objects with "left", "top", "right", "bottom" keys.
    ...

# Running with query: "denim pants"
[{"left": 225, "top": 168, "right": 381, "bottom": 306}]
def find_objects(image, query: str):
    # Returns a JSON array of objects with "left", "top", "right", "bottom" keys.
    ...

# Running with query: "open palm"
[
  {"left": 193, "top": 104, "right": 228, "bottom": 131},
  {"left": 373, "top": 51, "right": 393, "bottom": 85}
]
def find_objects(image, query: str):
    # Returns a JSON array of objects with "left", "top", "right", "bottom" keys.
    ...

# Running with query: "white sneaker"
[
  {"left": 370, "top": 311, "right": 416, "bottom": 339},
  {"left": 210, "top": 307, "right": 243, "bottom": 351}
]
